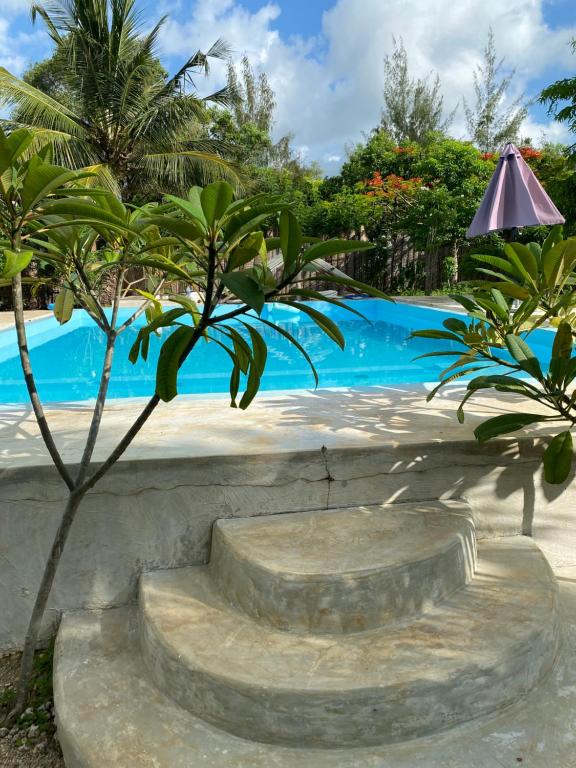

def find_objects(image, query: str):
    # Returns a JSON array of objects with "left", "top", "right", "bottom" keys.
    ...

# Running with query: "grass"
[{"left": 1, "top": 642, "right": 54, "bottom": 732}]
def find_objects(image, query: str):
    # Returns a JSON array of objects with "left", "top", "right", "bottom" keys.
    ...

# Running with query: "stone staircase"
[{"left": 54, "top": 501, "right": 560, "bottom": 767}]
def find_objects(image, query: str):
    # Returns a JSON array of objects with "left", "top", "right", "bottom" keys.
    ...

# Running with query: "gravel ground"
[{"left": 0, "top": 653, "right": 64, "bottom": 768}]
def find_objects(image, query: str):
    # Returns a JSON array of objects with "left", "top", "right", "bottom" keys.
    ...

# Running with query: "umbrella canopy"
[{"left": 466, "top": 143, "right": 565, "bottom": 238}]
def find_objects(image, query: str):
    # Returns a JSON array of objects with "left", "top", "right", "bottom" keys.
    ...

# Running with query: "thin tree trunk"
[
  {"left": 6, "top": 490, "right": 85, "bottom": 719},
  {"left": 12, "top": 276, "right": 74, "bottom": 490},
  {"left": 6, "top": 273, "right": 123, "bottom": 721}
]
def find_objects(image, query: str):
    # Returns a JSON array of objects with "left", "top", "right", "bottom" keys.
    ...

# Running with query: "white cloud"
[
  {"left": 0, "top": 19, "right": 27, "bottom": 73},
  {"left": 1, "top": 0, "right": 33, "bottom": 12},
  {"left": 0, "top": 0, "right": 50, "bottom": 78},
  {"left": 159, "top": 0, "right": 576, "bottom": 172}
]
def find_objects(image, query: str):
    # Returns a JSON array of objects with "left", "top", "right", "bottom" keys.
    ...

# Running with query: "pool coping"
[{"left": 0, "top": 383, "right": 563, "bottom": 472}]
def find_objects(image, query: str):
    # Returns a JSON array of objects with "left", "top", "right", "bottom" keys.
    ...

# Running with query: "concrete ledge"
[{"left": 1, "top": 386, "right": 575, "bottom": 650}]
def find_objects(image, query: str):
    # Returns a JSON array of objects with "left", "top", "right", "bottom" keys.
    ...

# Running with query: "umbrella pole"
[{"left": 503, "top": 227, "right": 519, "bottom": 243}]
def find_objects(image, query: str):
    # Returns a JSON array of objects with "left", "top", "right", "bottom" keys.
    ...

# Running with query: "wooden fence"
[
  {"left": 143, "top": 238, "right": 462, "bottom": 301},
  {"left": 304, "top": 237, "right": 462, "bottom": 295}
]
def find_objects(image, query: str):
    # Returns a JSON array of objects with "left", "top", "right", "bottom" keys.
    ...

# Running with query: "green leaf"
[
  {"left": 254, "top": 313, "right": 319, "bottom": 388},
  {"left": 443, "top": 317, "right": 468, "bottom": 334},
  {"left": 474, "top": 413, "right": 547, "bottom": 443},
  {"left": 135, "top": 289, "right": 162, "bottom": 315},
  {"left": 283, "top": 300, "right": 346, "bottom": 349},
  {"left": 223, "top": 202, "right": 284, "bottom": 247},
  {"left": 541, "top": 239, "right": 576, "bottom": 287},
  {"left": 141, "top": 215, "right": 205, "bottom": 242},
  {"left": 425, "top": 366, "right": 490, "bottom": 402},
  {"left": 468, "top": 374, "right": 536, "bottom": 393},
  {"left": 490, "top": 289, "right": 510, "bottom": 319},
  {"left": 53, "top": 286, "right": 75, "bottom": 325},
  {"left": 411, "top": 329, "right": 465, "bottom": 343},
  {"left": 0, "top": 127, "right": 34, "bottom": 175},
  {"left": 124, "top": 255, "right": 193, "bottom": 281},
  {"left": 508, "top": 243, "right": 539, "bottom": 281},
  {"left": 20, "top": 163, "right": 82, "bottom": 214},
  {"left": 457, "top": 389, "right": 476, "bottom": 423},
  {"left": 217, "top": 325, "right": 252, "bottom": 373},
  {"left": 156, "top": 325, "right": 196, "bottom": 402},
  {"left": 227, "top": 231, "right": 265, "bottom": 271},
  {"left": 552, "top": 321, "right": 573, "bottom": 360},
  {"left": 505, "top": 335, "right": 543, "bottom": 379},
  {"left": 39, "top": 199, "right": 123, "bottom": 225},
  {"left": 471, "top": 253, "right": 522, "bottom": 278},
  {"left": 473, "top": 275, "right": 530, "bottom": 300},
  {"left": 164, "top": 193, "right": 207, "bottom": 230},
  {"left": 541, "top": 224, "right": 564, "bottom": 257},
  {"left": 238, "top": 323, "right": 268, "bottom": 410},
  {"left": 219, "top": 272, "right": 266, "bottom": 314},
  {"left": 168, "top": 295, "right": 201, "bottom": 318},
  {"left": 287, "top": 288, "right": 368, "bottom": 321},
  {"left": 0, "top": 249, "right": 33, "bottom": 279},
  {"left": 129, "top": 308, "right": 188, "bottom": 363},
  {"left": 450, "top": 294, "right": 479, "bottom": 313},
  {"left": 279, "top": 210, "right": 302, "bottom": 273},
  {"left": 200, "top": 181, "right": 235, "bottom": 226},
  {"left": 543, "top": 431, "right": 573, "bottom": 484},
  {"left": 229, "top": 362, "right": 241, "bottom": 407}
]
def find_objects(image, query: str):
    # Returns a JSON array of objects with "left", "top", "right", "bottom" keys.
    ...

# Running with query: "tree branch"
[{"left": 10, "top": 274, "right": 74, "bottom": 490}]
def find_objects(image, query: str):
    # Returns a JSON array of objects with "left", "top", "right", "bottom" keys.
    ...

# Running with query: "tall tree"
[
  {"left": 464, "top": 29, "right": 527, "bottom": 153},
  {"left": 540, "top": 38, "right": 576, "bottom": 154},
  {"left": 209, "top": 55, "right": 301, "bottom": 172},
  {"left": 380, "top": 38, "right": 454, "bottom": 144},
  {"left": 228, "top": 55, "right": 276, "bottom": 134},
  {"left": 0, "top": 0, "right": 238, "bottom": 199}
]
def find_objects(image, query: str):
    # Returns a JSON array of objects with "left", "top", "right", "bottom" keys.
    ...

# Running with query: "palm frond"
[
  {"left": 31, "top": 1, "right": 75, "bottom": 43},
  {"left": 205, "top": 38, "right": 233, "bottom": 63},
  {"left": 76, "top": 163, "right": 120, "bottom": 195},
  {"left": 132, "top": 94, "right": 208, "bottom": 145},
  {"left": 0, "top": 67, "right": 88, "bottom": 136},
  {"left": 203, "top": 83, "right": 236, "bottom": 108},
  {"left": 162, "top": 38, "right": 232, "bottom": 98},
  {"left": 4, "top": 124, "right": 98, "bottom": 170},
  {"left": 140, "top": 150, "right": 242, "bottom": 190}
]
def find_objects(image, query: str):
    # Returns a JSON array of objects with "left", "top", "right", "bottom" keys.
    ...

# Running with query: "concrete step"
[
  {"left": 210, "top": 501, "right": 476, "bottom": 633},
  {"left": 53, "top": 601, "right": 574, "bottom": 768},
  {"left": 139, "top": 537, "right": 559, "bottom": 748}
]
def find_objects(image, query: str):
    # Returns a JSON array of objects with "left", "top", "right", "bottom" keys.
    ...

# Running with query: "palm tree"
[{"left": 0, "top": 0, "right": 239, "bottom": 200}]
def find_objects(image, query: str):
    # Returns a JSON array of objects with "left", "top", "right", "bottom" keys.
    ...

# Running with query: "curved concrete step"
[
  {"left": 210, "top": 501, "right": 476, "bottom": 633},
  {"left": 139, "top": 537, "right": 559, "bottom": 748},
  {"left": 53, "top": 603, "right": 575, "bottom": 768}
]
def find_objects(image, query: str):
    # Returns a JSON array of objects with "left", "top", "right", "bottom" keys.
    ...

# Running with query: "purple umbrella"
[{"left": 466, "top": 143, "right": 565, "bottom": 238}]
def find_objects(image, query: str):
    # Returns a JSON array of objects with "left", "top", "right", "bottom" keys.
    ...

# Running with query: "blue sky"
[{"left": 1, "top": 0, "right": 575, "bottom": 173}]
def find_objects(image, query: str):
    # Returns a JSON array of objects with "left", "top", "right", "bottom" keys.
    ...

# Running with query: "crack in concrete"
[
  {"left": 321, "top": 445, "right": 334, "bottom": 510},
  {"left": 0, "top": 474, "right": 332, "bottom": 503}
]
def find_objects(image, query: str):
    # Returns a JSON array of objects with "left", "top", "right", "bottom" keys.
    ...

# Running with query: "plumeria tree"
[
  {"left": 0, "top": 126, "right": 386, "bottom": 719},
  {"left": 413, "top": 227, "right": 576, "bottom": 484}
]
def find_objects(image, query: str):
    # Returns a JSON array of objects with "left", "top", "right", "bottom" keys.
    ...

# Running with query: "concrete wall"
[{"left": 1, "top": 437, "right": 575, "bottom": 650}]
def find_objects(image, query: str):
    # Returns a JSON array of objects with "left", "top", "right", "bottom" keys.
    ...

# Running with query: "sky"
[{"left": 1, "top": 0, "right": 575, "bottom": 175}]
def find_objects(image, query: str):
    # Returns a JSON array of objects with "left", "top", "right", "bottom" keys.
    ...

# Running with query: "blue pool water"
[{"left": 0, "top": 299, "right": 555, "bottom": 404}]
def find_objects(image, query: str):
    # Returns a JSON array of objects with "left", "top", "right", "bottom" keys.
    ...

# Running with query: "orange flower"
[{"left": 519, "top": 146, "right": 542, "bottom": 160}]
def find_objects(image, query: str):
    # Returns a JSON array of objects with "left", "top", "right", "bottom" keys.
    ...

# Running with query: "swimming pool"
[{"left": 0, "top": 299, "right": 555, "bottom": 404}]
